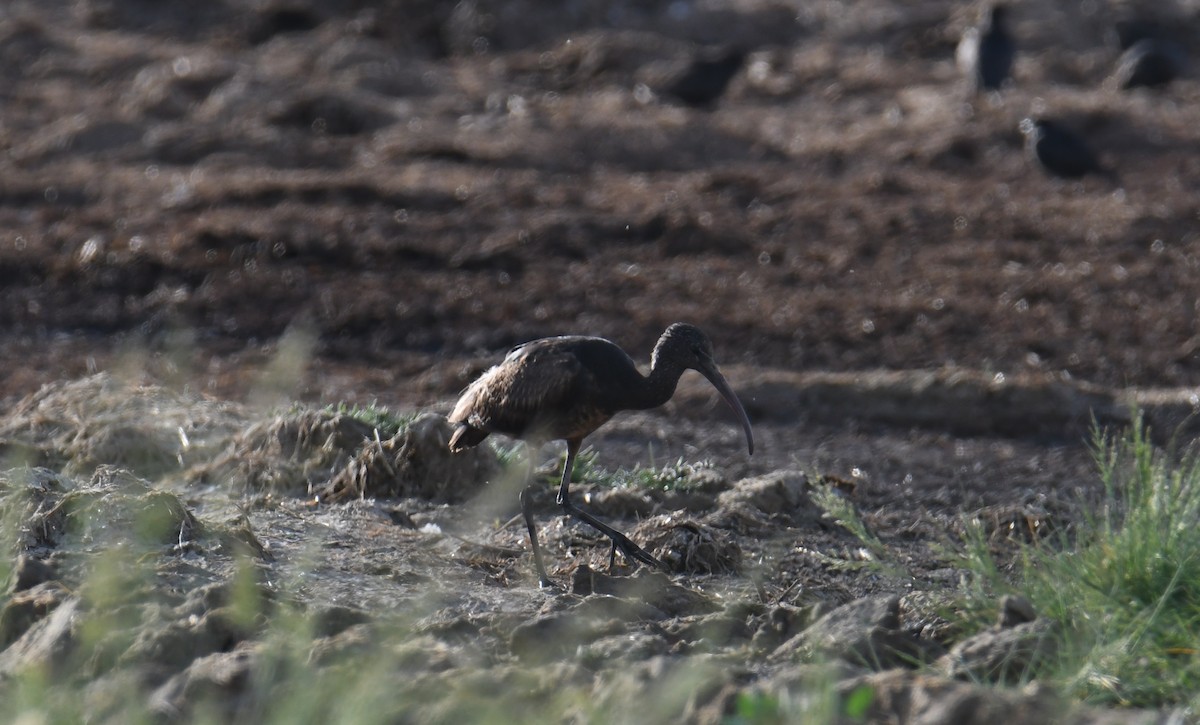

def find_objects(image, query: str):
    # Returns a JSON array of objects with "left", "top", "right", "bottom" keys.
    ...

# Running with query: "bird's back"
[
  {"left": 448, "top": 336, "right": 644, "bottom": 447},
  {"left": 664, "top": 51, "right": 745, "bottom": 107},
  {"left": 1033, "top": 123, "right": 1100, "bottom": 178}
]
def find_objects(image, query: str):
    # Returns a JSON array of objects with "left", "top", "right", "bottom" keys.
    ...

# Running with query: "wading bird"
[
  {"left": 1111, "top": 38, "right": 1185, "bottom": 90},
  {"left": 448, "top": 323, "right": 754, "bottom": 586},
  {"left": 1020, "top": 117, "right": 1118, "bottom": 183},
  {"left": 641, "top": 47, "right": 747, "bottom": 108},
  {"left": 957, "top": 3, "right": 1015, "bottom": 94}
]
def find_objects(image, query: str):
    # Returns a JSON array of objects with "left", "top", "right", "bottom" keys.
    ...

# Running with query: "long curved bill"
[{"left": 697, "top": 360, "right": 755, "bottom": 455}]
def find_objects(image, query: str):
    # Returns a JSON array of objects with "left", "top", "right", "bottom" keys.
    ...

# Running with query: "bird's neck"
[{"left": 635, "top": 353, "right": 687, "bottom": 410}]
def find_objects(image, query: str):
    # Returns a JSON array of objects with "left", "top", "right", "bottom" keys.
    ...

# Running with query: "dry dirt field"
[{"left": 0, "top": 0, "right": 1198, "bottom": 721}]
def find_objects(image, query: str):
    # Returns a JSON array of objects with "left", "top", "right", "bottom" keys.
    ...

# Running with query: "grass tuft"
[
  {"left": 957, "top": 414, "right": 1200, "bottom": 708},
  {"left": 321, "top": 402, "right": 413, "bottom": 439},
  {"left": 809, "top": 476, "right": 909, "bottom": 579},
  {"left": 602, "top": 457, "right": 717, "bottom": 492}
]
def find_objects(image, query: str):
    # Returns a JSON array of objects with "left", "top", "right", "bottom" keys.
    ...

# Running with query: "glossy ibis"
[
  {"left": 648, "top": 47, "right": 747, "bottom": 108},
  {"left": 1020, "top": 118, "right": 1118, "bottom": 184},
  {"left": 1111, "top": 38, "right": 1186, "bottom": 90},
  {"left": 448, "top": 323, "right": 754, "bottom": 586},
  {"left": 957, "top": 3, "right": 1015, "bottom": 93}
]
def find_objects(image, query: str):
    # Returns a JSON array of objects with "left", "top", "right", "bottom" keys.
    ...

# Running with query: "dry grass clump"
[
  {"left": 630, "top": 516, "right": 742, "bottom": 575},
  {"left": 0, "top": 374, "right": 497, "bottom": 506},
  {"left": 0, "top": 374, "right": 245, "bottom": 479},
  {"left": 317, "top": 413, "right": 498, "bottom": 503},
  {"left": 195, "top": 407, "right": 379, "bottom": 496},
  {"left": 1, "top": 465, "right": 200, "bottom": 554}
]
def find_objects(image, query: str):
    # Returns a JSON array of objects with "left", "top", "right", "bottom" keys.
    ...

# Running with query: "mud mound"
[
  {"left": 197, "top": 407, "right": 379, "bottom": 495},
  {"left": 319, "top": 413, "right": 498, "bottom": 502},
  {"left": 2, "top": 466, "right": 200, "bottom": 555},
  {"left": 632, "top": 516, "right": 743, "bottom": 575}
]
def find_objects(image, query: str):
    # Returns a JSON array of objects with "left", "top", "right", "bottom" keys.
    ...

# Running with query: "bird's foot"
[{"left": 610, "top": 533, "right": 668, "bottom": 574}]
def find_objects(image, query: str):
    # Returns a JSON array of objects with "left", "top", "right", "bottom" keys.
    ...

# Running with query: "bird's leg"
[
  {"left": 520, "top": 485, "right": 552, "bottom": 588},
  {"left": 556, "top": 439, "right": 667, "bottom": 573},
  {"left": 518, "top": 442, "right": 553, "bottom": 588}
]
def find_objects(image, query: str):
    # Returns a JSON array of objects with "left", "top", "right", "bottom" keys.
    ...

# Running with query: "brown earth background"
[
  {"left": 1, "top": 0, "right": 1199, "bottom": 720},
  {"left": 3, "top": 0, "right": 1199, "bottom": 523}
]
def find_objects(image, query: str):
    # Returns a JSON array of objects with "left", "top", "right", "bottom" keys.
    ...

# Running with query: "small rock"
[
  {"left": 772, "top": 594, "right": 942, "bottom": 670},
  {"left": 837, "top": 669, "right": 1061, "bottom": 725},
  {"left": 307, "top": 623, "right": 375, "bottom": 666},
  {"left": 508, "top": 609, "right": 626, "bottom": 663},
  {"left": 663, "top": 613, "right": 753, "bottom": 650},
  {"left": 147, "top": 645, "right": 260, "bottom": 720},
  {"left": 7, "top": 554, "right": 58, "bottom": 593},
  {"left": 571, "top": 566, "right": 718, "bottom": 617},
  {"left": 0, "top": 581, "right": 71, "bottom": 648},
  {"left": 709, "top": 471, "right": 821, "bottom": 532},
  {"left": 578, "top": 630, "right": 671, "bottom": 668},
  {"left": 119, "top": 606, "right": 255, "bottom": 673},
  {"left": 937, "top": 619, "right": 1056, "bottom": 684},
  {"left": 717, "top": 471, "right": 810, "bottom": 517},
  {"left": 309, "top": 603, "right": 372, "bottom": 638},
  {"left": 998, "top": 594, "right": 1037, "bottom": 628},
  {"left": 571, "top": 594, "right": 668, "bottom": 622},
  {"left": 749, "top": 602, "right": 811, "bottom": 652},
  {"left": 0, "top": 596, "right": 83, "bottom": 677}
]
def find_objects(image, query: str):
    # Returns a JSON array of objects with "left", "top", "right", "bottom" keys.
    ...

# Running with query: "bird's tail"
[{"left": 448, "top": 422, "right": 488, "bottom": 452}]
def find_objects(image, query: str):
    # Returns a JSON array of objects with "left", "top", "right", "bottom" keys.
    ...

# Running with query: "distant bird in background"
[
  {"left": 957, "top": 3, "right": 1015, "bottom": 94},
  {"left": 643, "top": 46, "right": 747, "bottom": 108},
  {"left": 1110, "top": 38, "right": 1186, "bottom": 90},
  {"left": 1111, "top": 17, "right": 1167, "bottom": 51},
  {"left": 447, "top": 323, "right": 754, "bottom": 586},
  {"left": 1020, "top": 118, "right": 1118, "bottom": 184}
]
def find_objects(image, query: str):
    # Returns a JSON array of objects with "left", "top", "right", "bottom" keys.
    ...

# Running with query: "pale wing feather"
[{"left": 451, "top": 345, "right": 583, "bottom": 437}]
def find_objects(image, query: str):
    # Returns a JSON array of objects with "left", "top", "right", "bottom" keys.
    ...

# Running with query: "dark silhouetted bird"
[
  {"left": 447, "top": 323, "right": 754, "bottom": 586},
  {"left": 1020, "top": 118, "right": 1118, "bottom": 183},
  {"left": 1111, "top": 38, "right": 1186, "bottom": 89},
  {"left": 1111, "top": 17, "right": 1166, "bottom": 51},
  {"left": 647, "top": 47, "right": 747, "bottom": 108},
  {"left": 957, "top": 3, "right": 1015, "bottom": 93}
]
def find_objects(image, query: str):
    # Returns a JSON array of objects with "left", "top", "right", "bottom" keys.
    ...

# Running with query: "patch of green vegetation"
[
  {"left": 322, "top": 402, "right": 413, "bottom": 439},
  {"left": 580, "top": 457, "right": 717, "bottom": 492},
  {"left": 809, "top": 476, "right": 908, "bottom": 579},
  {"left": 493, "top": 446, "right": 718, "bottom": 497},
  {"left": 616, "top": 457, "right": 717, "bottom": 492},
  {"left": 955, "top": 414, "right": 1200, "bottom": 709},
  {"left": 727, "top": 691, "right": 785, "bottom": 724},
  {"left": 489, "top": 440, "right": 525, "bottom": 471}
]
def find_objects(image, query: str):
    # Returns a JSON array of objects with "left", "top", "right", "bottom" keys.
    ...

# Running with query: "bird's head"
[
  {"left": 655, "top": 323, "right": 755, "bottom": 455},
  {"left": 655, "top": 322, "right": 715, "bottom": 367},
  {"left": 986, "top": 4, "right": 1008, "bottom": 26}
]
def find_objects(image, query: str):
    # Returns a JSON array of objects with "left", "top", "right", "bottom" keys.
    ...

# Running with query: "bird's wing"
[
  {"left": 456, "top": 344, "right": 584, "bottom": 435},
  {"left": 502, "top": 345, "right": 582, "bottom": 407}
]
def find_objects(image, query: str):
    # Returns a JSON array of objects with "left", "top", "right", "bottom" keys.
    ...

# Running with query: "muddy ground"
[{"left": 0, "top": 0, "right": 1198, "bottom": 721}]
